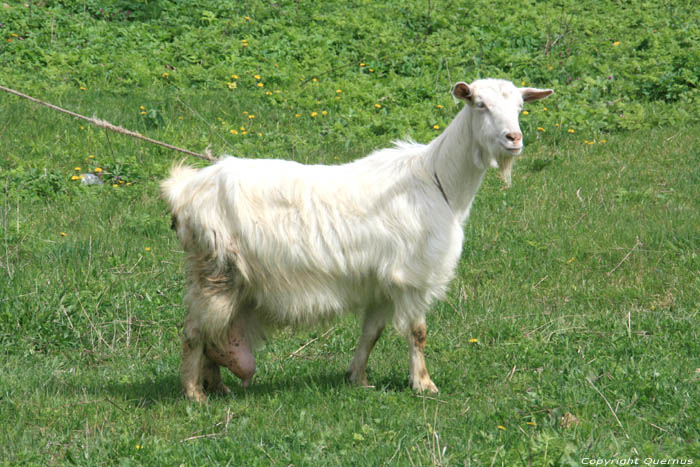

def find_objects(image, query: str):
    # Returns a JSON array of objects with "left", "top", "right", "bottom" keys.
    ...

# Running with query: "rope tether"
[{"left": 0, "top": 84, "right": 216, "bottom": 162}]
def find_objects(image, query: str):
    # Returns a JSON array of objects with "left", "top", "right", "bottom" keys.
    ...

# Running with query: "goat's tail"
[{"left": 160, "top": 162, "right": 199, "bottom": 216}]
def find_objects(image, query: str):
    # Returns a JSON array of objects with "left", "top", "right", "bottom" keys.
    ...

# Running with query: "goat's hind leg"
[
  {"left": 181, "top": 334, "right": 208, "bottom": 402},
  {"left": 347, "top": 308, "right": 388, "bottom": 387},
  {"left": 201, "top": 356, "right": 231, "bottom": 395},
  {"left": 408, "top": 318, "right": 438, "bottom": 393}
]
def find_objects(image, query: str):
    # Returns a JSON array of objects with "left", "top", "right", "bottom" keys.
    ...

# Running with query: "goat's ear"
[
  {"left": 521, "top": 87, "right": 553, "bottom": 102},
  {"left": 452, "top": 82, "right": 473, "bottom": 102}
]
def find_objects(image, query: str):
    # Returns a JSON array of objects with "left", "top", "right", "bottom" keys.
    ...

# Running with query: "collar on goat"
[{"left": 433, "top": 171, "right": 449, "bottom": 206}]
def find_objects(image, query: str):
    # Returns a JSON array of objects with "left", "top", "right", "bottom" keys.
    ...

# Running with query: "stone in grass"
[{"left": 81, "top": 173, "right": 103, "bottom": 185}]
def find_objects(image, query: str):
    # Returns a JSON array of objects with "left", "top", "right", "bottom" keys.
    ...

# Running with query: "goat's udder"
[{"left": 205, "top": 324, "right": 256, "bottom": 387}]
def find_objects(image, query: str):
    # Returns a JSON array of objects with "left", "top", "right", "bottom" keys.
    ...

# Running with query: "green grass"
[{"left": 1, "top": 0, "right": 699, "bottom": 465}]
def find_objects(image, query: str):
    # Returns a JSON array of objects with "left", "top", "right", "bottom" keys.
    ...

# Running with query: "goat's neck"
[{"left": 427, "top": 107, "right": 488, "bottom": 221}]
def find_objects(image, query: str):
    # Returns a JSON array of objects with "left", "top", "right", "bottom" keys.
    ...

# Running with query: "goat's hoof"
[
  {"left": 411, "top": 378, "right": 439, "bottom": 394},
  {"left": 202, "top": 378, "right": 231, "bottom": 395},
  {"left": 185, "top": 388, "right": 208, "bottom": 403},
  {"left": 346, "top": 369, "right": 370, "bottom": 388}
]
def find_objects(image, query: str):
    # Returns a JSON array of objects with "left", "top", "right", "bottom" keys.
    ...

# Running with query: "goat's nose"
[{"left": 505, "top": 132, "right": 522, "bottom": 144}]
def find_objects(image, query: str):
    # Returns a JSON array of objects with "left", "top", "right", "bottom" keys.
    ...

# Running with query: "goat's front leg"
[
  {"left": 347, "top": 309, "right": 387, "bottom": 387},
  {"left": 408, "top": 318, "right": 438, "bottom": 393}
]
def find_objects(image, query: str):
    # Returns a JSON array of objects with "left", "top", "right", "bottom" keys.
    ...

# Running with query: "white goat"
[{"left": 161, "top": 79, "right": 552, "bottom": 402}]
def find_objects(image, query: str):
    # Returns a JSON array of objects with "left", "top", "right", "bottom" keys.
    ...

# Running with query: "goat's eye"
[{"left": 475, "top": 101, "right": 487, "bottom": 110}]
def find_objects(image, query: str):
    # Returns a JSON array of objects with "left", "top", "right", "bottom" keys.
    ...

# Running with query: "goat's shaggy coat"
[{"left": 162, "top": 79, "right": 552, "bottom": 401}]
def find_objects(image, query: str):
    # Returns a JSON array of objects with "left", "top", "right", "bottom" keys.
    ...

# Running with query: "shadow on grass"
[
  {"left": 102, "top": 375, "right": 183, "bottom": 404},
  {"left": 99, "top": 368, "right": 411, "bottom": 404}
]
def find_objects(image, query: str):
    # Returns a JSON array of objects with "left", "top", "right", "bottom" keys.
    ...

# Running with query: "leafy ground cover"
[{"left": 1, "top": 0, "right": 698, "bottom": 465}]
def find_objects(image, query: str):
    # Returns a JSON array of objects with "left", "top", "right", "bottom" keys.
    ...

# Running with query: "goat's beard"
[{"left": 497, "top": 153, "right": 514, "bottom": 187}]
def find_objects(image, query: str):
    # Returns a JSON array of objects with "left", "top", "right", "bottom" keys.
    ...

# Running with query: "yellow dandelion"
[
  {"left": 567, "top": 257, "right": 576, "bottom": 264},
  {"left": 468, "top": 338, "right": 478, "bottom": 343},
  {"left": 71, "top": 175, "right": 80, "bottom": 181},
  {"left": 139, "top": 105, "right": 145, "bottom": 111},
  {"left": 240, "top": 126, "right": 245, "bottom": 131},
  {"left": 437, "top": 104, "right": 444, "bottom": 109},
  {"left": 374, "top": 103, "right": 381, "bottom": 109},
  {"left": 266, "top": 91, "right": 272, "bottom": 96},
  {"left": 113, "top": 184, "right": 119, "bottom": 188},
  {"left": 88, "top": 155, "right": 95, "bottom": 159},
  {"left": 336, "top": 89, "right": 342, "bottom": 94},
  {"left": 145, "top": 247, "right": 151, "bottom": 252},
  {"left": 295, "top": 113, "right": 302, "bottom": 118},
  {"left": 243, "top": 111, "right": 248, "bottom": 115},
  {"left": 312, "top": 77, "right": 318, "bottom": 83},
  {"left": 94, "top": 167, "right": 103, "bottom": 173},
  {"left": 230, "top": 129, "right": 238, "bottom": 135},
  {"left": 537, "top": 127, "right": 545, "bottom": 132},
  {"left": 568, "top": 129, "right": 575, "bottom": 134},
  {"left": 162, "top": 72, "right": 169, "bottom": 78},
  {"left": 60, "top": 232, "right": 67, "bottom": 237},
  {"left": 241, "top": 131, "right": 248, "bottom": 135},
  {"left": 248, "top": 114, "right": 255, "bottom": 119},
  {"left": 613, "top": 41, "right": 621, "bottom": 46},
  {"left": 80, "top": 86, "right": 86, "bottom": 91},
  {"left": 258, "top": 132, "right": 263, "bottom": 137},
  {"left": 242, "top": 42, "right": 248, "bottom": 47},
  {"left": 369, "top": 68, "right": 374, "bottom": 72},
  {"left": 526, "top": 421, "right": 537, "bottom": 427},
  {"left": 600, "top": 139, "right": 607, "bottom": 144},
  {"left": 257, "top": 82, "right": 264, "bottom": 87},
  {"left": 555, "top": 123, "right": 560, "bottom": 127},
  {"left": 433, "top": 124, "right": 440, "bottom": 130},
  {"left": 119, "top": 180, "right": 125, "bottom": 184},
  {"left": 254, "top": 74, "right": 261, "bottom": 80},
  {"left": 360, "top": 63, "right": 366, "bottom": 67},
  {"left": 141, "top": 111, "right": 146, "bottom": 115},
  {"left": 321, "top": 110, "right": 328, "bottom": 116},
  {"left": 311, "top": 112, "right": 318, "bottom": 117},
  {"left": 74, "top": 167, "right": 81, "bottom": 171},
  {"left": 543, "top": 107, "right": 548, "bottom": 111},
  {"left": 547, "top": 65, "right": 553, "bottom": 70},
  {"left": 244, "top": 15, "right": 251, "bottom": 21},
  {"left": 521, "top": 81, "right": 526, "bottom": 86},
  {"left": 522, "top": 110, "right": 529, "bottom": 115},
  {"left": 498, "top": 425, "right": 506, "bottom": 431},
  {"left": 232, "top": 74, "right": 239, "bottom": 79}
]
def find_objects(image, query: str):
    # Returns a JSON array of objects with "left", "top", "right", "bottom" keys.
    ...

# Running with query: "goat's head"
[{"left": 453, "top": 79, "right": 552, "bottom": 185}]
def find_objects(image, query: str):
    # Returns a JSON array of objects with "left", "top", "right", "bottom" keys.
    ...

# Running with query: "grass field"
[{"left": 1, "top": 1, "right": 699, "bottom": 465}]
